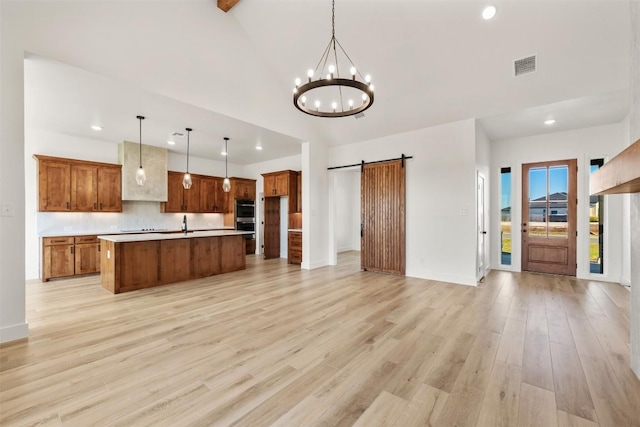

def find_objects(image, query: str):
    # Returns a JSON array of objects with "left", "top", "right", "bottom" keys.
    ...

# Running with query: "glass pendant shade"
[
  {"left": 222, "top": 137, "right": 231, "bottom": 193},
  {"left": 183, "top": 127, "right": 193, "bottom": 189},
  {"left": 136, "top": 166, "right": 146, "bottom": 186},
  {"left": 136, "top": 115, "right": 146, "bottom": 186},
  {"left": 182, "top": 173, "right": 192, "bottom": 189}
]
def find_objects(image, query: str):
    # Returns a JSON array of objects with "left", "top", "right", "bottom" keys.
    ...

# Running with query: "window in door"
[
  {"left": 589, "top": 159, "right": 604, "bottom": 274},
  {"left": 500, "top": 167, "right": 512, "bottom": 266}
]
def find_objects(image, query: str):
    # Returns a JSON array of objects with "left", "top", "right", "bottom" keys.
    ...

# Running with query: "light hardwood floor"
[{"left": 1, "top": 252, "right": 639, "bottom": 426}]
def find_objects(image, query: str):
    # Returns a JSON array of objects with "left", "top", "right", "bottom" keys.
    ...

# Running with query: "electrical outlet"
[{"left": 0, "top": 204, "right": 14, "bottom": 217}]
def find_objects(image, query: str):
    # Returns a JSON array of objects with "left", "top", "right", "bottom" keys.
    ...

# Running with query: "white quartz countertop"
[
  {"left": 288, "top": 229, "right": 302, "bottom": 232},
  {"left": 40, "top": 227, "right": 235, "bottom": 237},
  {"left": 98, "top": 229, "right": 253, "bottom": 242}
]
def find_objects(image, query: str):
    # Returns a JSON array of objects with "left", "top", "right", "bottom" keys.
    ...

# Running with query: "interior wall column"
[
  {"left": 630, "top": 0, "right": 640, "bottom": 378},
  {"left": 301, "top": 141, "right": 330, "bottom": 270},
  {"left": 0, "top": 2, "right": 28, "bottom": 343}
]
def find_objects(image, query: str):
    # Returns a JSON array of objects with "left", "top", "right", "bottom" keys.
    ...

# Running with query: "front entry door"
[{"left": 521, "top": 159, "right": 577, "bottom": 276}]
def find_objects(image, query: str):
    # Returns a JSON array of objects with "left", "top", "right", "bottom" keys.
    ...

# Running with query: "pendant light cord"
[
  {"left": 225, "top": 138, "right": 228, "bottom": 177},
  {"left": 186, "top": 128, "right": 191, "bottom": 172},
  {"left": 137, "top": 115, "right": 144, "bottom": 168}
]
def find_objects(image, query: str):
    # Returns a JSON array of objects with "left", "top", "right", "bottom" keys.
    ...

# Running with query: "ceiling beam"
[{"left": 218, "top": 0, "right": 240, "bottom": 13}]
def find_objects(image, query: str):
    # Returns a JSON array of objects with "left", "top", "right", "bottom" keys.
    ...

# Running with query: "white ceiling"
[{"left": 23, "top": 0, "right": 631, "bottom": 161}]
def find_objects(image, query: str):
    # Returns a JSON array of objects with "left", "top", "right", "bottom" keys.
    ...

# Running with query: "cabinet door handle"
[
  {"left": 70, "top": 246, "right": 74, "bottom": 254},
  {"left": 66, "top": 202, "right": 70, "bottom": 209},
  {"left": 94, "top": 203, "right": 97, "bottom": 210},
  {"left": 99, "top": 203, "right": 103, "bottom": 210}
]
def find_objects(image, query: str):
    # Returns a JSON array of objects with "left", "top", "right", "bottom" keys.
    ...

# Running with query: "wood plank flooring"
[{"left": 1, "top": 252, "right": 639, "bottom": 426}]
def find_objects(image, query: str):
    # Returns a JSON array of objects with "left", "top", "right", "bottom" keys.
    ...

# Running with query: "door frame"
[{"left": 477, "top": 171, "right": 487, "bottom": 281}]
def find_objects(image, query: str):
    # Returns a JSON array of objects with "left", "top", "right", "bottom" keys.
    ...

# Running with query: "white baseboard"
[
  {"left": 0, "top": 322, "right": 28, "bottom": 343},
  {"left": 405, "top": 270, "right": 477, "bottom": 287},
  {"left": 302, "top": 259, "right": 330, "bottom": 270}
]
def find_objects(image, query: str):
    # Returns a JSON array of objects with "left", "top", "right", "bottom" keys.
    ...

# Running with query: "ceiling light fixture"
[
  {"left": 482, "top": 5, "right": 497, "bottom": 20},
  {"left": 256, "top": 141, "right": 263, "bottom": 151},
  {"left": 222, "top": 137, "right": 231, "bottom": 193},
  {"left": 91, "top": 124, "right": 103, "bottom": 131},
  {"left": 167, "top": 140, "right": 176, "bottom": 145},
  {"left": 293, "top": 0, "right": 374, "bottom": 118},
  {"left": 182, "top": 127, "right": 193, "bottom": 189},
  {"left": 544, "top": 119, "right": 556, "bottom": 125},
  {"left": 135, "top": 115, "right": 146, "bottom": 186}
]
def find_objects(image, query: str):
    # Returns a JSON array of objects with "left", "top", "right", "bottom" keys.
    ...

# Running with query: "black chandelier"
[{"left": 293, "top": 0, "right": 374, "bottom": 118}]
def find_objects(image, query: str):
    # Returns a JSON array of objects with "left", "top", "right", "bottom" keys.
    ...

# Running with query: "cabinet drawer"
[
  {"left": 289, "top": 250, "right": 302, "bottom": 264},
  {"left": 288, "top": 232, "right": 302, "bottom": 242},
  {"left": 43, "top": 236, "right": 75, "bottom": 246},
  {"left": 75, "top": 235, "right": 98, "bottom": 244}
]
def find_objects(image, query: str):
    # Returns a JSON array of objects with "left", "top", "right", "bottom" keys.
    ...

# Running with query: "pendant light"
[
  {"left": 182, "top": 127, "right": 193, "bottom": 189},
  {"left": 222, "top": 137, "right": 231, "bottom": 192},
  {"left": 135, "top": 115, "right": 146, "bottom": 186}
]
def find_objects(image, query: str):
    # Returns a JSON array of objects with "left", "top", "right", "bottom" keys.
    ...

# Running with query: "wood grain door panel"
[
  {"left": 160, "top": 239, "right": 192, "bottom": 283},
  {"left": 522, "top": 159, "right": 577, "bottom": 276},
  {"left": 192, "top": 236, "right": 221, "bottom": 276},
  {"left": 75, "top": 243, "right": 100, "bottom": 275},
  {"left": 361, "top": 160, "right": 406, "bottom": 275},
  {"left": 263, "top": 197, "right": 280, "bottom": 259},
  {"left": 120, "top": 241, "right": 160, "bottom": 290},
  {"left": 71, "top": 164, "right": 98, "bottom": 211},
  {"left": 40, "top": 161, "right": 71, "bottom": 211},
  {"left": 97, "top": 167, "right": 122, "bottom": 212}
]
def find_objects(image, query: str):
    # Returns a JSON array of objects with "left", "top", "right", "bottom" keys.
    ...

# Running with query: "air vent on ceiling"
[
  {"left": 171, "top": 132, "right": 184, "bottom": 137},
  {"left": 354, "top": 112, "right": 365, "bottom": 119},
  {"left": 514, "top": 55, "right": 536, "bottom": 77}
]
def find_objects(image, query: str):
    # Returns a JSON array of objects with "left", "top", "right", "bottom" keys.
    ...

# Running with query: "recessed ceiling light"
[
  {"left": 256, "top": 142, "right": 263, "bottom": 150},
  {"left": 91, "top": 125, "right": 103, "bottom": 131},
  {"left": 544, "top": 119, "right": 556, "bottom": 125},
  {"left": 482, "top": 5, "right": 497, "bottom": 20},
  {"left": 167, "top": 140, "right": 176, "bottom": 145},
  {"left": 221, "top": 150, "right": 228, "bottom": 156}
]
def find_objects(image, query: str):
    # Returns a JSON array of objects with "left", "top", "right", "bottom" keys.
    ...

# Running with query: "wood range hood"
[{"left": 590, "top": 138, "right": 640, "bottom": 195}]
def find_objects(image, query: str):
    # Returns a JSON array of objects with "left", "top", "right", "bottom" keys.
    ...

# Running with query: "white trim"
[
  {"left": 302, "top": 259, "right": 330, "bottom": 270},
  {"left": 0, "top": 322, "right": 29, "bottom": 343},
  {"left": 621, "top": 278, "right": 632, "bottom": 290},
  {"left": 406, "top": 271, "right": 478, "bottom": 287}
]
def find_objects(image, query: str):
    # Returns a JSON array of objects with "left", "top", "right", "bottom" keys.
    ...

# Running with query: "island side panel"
[
  {"left": 160, "top": 239, "right": 192, "bottom": 284},
  {"left": 119, "top": 241, "right": 161, "bottom": 293},
  {"left": 100, "top": 239, "right": 116, "bottom": 293},
  {"left": 220, "top": 235, "right": 245, "bottom": 273}
]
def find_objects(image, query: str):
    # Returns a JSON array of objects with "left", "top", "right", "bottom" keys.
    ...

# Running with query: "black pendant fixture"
[{"left": 135, "top": 115, "right": 146, "bottom": 186}]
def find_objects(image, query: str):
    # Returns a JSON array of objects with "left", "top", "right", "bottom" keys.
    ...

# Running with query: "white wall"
[
  {"left": 489, "top": 123, "right": 625, "bottom": 283},
  {"left": 329, "top": 119, "right": 478, "bottom": 285},
  {"left": 334, "top": 170, "right": 361, "bottom": 253},
  {"left": 303, "top": 141, "right": 330, "bottom": 270},
  {"left": 621, "top": 113, "right": 632, "bottom": 287},
  {"left": 24, "top": 128, "right": 245, "bottom": 280}
]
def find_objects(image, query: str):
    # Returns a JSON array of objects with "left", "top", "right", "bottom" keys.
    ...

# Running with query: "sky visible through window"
[
  {"left": 529, "top": 166, "right": 568, "bottom": 201},
  {"left": 501, "top": 173, "right": 511, "bottom": 208}
]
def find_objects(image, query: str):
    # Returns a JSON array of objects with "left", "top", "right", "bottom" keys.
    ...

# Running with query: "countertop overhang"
[{"left": 98, "top": 230, "right": 253, "bottom": 243}]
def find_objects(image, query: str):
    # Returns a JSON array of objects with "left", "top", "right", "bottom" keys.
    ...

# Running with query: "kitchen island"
[{"left": 98, "top": 230, "right": 253, "bottom": 293}]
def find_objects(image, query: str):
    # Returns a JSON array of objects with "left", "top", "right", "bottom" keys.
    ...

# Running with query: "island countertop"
[{"left": 98, "top": 230, "right": 253, "bottom": 243}]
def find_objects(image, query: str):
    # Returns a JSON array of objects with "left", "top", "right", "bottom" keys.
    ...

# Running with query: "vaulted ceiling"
[{"left": 17, "top": 0, "right": 631, "bottom": 163}]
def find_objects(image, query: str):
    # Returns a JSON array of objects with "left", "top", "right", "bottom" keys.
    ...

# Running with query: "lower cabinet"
[
  {"left": 245, "top": 239, "right": 256, "bottom": 255},
  {"left": 288, "top": 231, "right": 302, "bottom": 264},
  {"left": 42, "top": 235, "right": 100, "bottom": 281}
]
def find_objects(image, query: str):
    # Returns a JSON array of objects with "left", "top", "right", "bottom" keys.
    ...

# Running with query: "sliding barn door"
[{"left": 361, "top": 159, "right": 406, "bottom": 275}]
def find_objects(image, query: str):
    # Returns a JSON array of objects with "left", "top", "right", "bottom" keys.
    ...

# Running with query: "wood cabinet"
[
  {"left": 296, "top": 171, "right": 302, "bottom": 213},
  {"left": 262, "top": 170, "right": 297, "bottom": 197},
  {"left": 42, "top": 235, "right": 100, "bottom": 281},
  {"left": 232, "top": 178, "right": 256, "bottom": 200},
  {"left": 160, "top": 239, "right": 192, "bottom": 284},
  {"left": 200, "top": 176, "right": 227, "bottom": 213},
  {"left": 162, "top": 171, "right": 201, "bottom": 213},
  {"left": 288, "top": 231, "right": 302, "bottom": 264},
  {"left": 35, "top": 155, "right": 122, "bottom": 212}
]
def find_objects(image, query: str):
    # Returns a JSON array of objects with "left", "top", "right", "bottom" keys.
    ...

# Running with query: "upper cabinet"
[
  {"left": 232, "top": 178, "right": 256, "bottom": 200},
  {"left": 35, "top": 155, "right": 122, "bottom": 212},
  {"left": 296, "top": 171, "right": 302, "bottom": 213},
  {"left": 261, "top": 170, "right": 299, "bottom": 213},
  {"left": 200, "top": 176, "right": 227, "bottom": 213},
  {"left": 162, "top": 171, "right": 202, "bottom": 213}
]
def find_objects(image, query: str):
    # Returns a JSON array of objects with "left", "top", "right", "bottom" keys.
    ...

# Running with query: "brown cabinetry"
[
  {"left": 42, "top": 235, "right": 100, "bottom": 281},
  {"left": 35, "top": 155, "right": 122, "bottom": 212},
  {"left": 163, "top": 171, "right": 202, "bottom": 213},
  {"left": 296, "top": 171, "right": 302, "bottom": 213},
  {"left": 262, "top": 170, "right": 297, "bottom": 197},
  {"left": 232, "top": 178, "right": 256, "bottom": 200},
  {"left": 200, "top": 176, "right": 227, "bottom": 213},
  {"left": 288, "top": 231, "right": 302, "bottom": 264}
]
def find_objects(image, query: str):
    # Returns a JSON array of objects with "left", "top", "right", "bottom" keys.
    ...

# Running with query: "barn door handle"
[{"left": 360, "top": 223, "right": 364, "bottom": 237}]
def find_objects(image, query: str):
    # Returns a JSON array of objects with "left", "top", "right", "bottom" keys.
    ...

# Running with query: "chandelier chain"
[{"left": 332, "top": 0, "right": 335, "bottom": 40}]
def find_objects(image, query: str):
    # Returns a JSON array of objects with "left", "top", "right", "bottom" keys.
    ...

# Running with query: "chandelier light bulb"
[
  {"left": 369, "top": 84, "right": 375, "bottom": 92},
  {"left": 362, "top": 93, "right": 368, "bottom": 101},
  {"left": 331, "top": 102, "right": 337, "bottom": 111},
  {"left": 348, "top": 99, "right": 354, "bottom": 109},
  {"left": 350, "top": 66, "right": 357, "bottom": 76},
  {"left": 315, "top": 100, "right": 321, "bottom": 108},
  {"left": 307, "top": 69, "right": 314, "bottom": 78},
  {"left": 293, "top": 87, "right": 298, "bottom": 94},
  {"left": 301, "top": 96, "right": 307, "bottom": 105},
  {"left": 326, "top": 73, "right": 332, "bottom": 80},
  {"left": 365, "top": 74, "right": 371, "bottom": 83},
  {"left": 295, "top": 77, "right": 301, "bottom": 87},
  {"left": 328, "top": 65, "right": 336, "bottom": 74}
]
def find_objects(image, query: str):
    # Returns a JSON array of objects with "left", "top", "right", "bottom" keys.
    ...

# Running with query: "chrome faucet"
[{"left": 182, "top": 215, "right": 188, "bottom": 234}]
